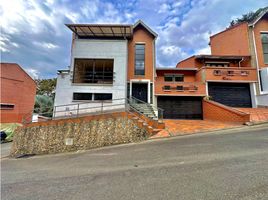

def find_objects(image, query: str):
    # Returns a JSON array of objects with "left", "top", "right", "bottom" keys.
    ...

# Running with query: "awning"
[{"left": 66, "top": 24, "right": 133, "bottom": 39}]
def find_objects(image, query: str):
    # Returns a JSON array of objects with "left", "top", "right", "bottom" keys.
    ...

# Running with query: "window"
[
  {"left": 73, "top": 59, "right": 113, "bottom": 84},
  {"left": 135, "top": 44, "right": 145, "bottom": 75},
  {"left": 205, "top": 63, "right": 229, "bottom": 67},
  {"left": 261, "top": 33, "right": 268, "bottom": 64},
  {"left": 73, "top": 93, "right": 92, "bottom": 101},
  {"left": 0, "top": 103, "right": 14, "bottom": 110},
  {"left": 94, "top": 93, "right": 112, "bottom": 101},
  {"left": 163, "top": 85, "right": 171, "bottom": 90},
  {"left": 164, "top": 74, "right": 184, "bottom": 82},
  {"left": 176, "top": 86, "right": 183, "bottom": 91},
  {"left": 174, "top": 75, "right": 184, "bottom": 82},
  {"left": 164, "top": 76, "right": 173, "bottom": 82}
]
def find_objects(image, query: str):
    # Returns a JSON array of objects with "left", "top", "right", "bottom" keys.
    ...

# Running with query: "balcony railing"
[
  {"left": 202, "top": 67, "right": 257, "bottom": 82},
  {"left": 73, "top": 72, "right": 115, "bottom": 84},
  {"left": 155, "top": 82, "right": 206, "bottom": 96}
]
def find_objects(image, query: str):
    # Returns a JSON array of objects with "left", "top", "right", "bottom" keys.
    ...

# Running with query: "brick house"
[
  {"left": 55, "top": 11, "right": 267, "bottom": 120},
  {"left": 0, "top": 63, "right": 36, "bottom": 123},
  {"left": 156, "top": 9, "right": 268, "bottom": 119}
]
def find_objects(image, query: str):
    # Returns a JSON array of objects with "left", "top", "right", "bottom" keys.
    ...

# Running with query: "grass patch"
[{"left": 0, "top": 123, "right": 22, "bottom": 141}]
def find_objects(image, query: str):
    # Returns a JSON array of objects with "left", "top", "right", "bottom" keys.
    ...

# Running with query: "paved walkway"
[
  {"left": 151, "top": 120, "right": 240, "bottom": 139},
  {"left": 235, "top": 107, "right": 268, "bottom": 122}
]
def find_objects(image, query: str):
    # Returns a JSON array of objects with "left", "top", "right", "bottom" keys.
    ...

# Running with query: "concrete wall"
[{"left": 54, "top": 39, "right": 128, "bottom": 107}]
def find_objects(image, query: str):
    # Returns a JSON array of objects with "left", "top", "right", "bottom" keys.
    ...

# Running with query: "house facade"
[
  {"left": 210, "top": 10, "right": 268, "bottom": 107},
  {"left": 0, "top": 63, "right": 36, "bottom": 123},
  {"left": 55, "top": 11, "right": 267, "bottom": 120},
  {"left": 54, "top": 20, "right": 157, "bottom": 117}
]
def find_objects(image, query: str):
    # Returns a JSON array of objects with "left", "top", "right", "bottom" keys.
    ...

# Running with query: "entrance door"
[{"left": 132, "top": 83, "right": 148, "bottom": 102}]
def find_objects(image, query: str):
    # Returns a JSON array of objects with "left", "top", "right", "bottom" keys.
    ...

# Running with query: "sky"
[{"left": 1, "top": 0, "right": 267, "bottom": 79}]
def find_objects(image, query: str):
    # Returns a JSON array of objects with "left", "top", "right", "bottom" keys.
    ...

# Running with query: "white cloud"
[
  {"left": 33, "top": 41, "right": 59, "bottom": 49},
  {"left": 25, "top": 68, "right": 40, "bottom": 79}
]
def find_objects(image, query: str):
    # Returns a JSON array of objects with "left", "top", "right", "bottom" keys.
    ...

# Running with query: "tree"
[
  {"left": 35, "top": 78, "right": 57, "bottom": 98},
  {"left": 229, "top": 7, "right": 268, "bottom": 27},
  {"left": 34, "top": 95, "right": 54, "bottom": 117}
]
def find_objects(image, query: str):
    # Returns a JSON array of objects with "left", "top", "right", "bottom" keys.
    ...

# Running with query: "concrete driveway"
[{"left": 1, "top": 124, "right": 268, "bottom": 200}]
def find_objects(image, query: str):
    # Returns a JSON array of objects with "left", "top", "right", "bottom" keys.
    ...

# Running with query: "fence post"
[
  {"left": 101, "top": 101, "right": 104, "bottom": 114},
  {"left": 77, "top": 104, "right": 79, "bottom": 118},
  {"left": 53, "top": 106, "right": 56, "bottom": 119}
]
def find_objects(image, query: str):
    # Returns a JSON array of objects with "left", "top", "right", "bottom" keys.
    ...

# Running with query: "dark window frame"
[
  {"left": 73, "top": 93, "right": 93, "bottom": 101},
  {"left": 94, "top": 93, "right": 113, "bottom": 101},
  {"left": 73, "top": 58, "right": 114, "bottom": 84},
  {"left": 164, "top": 74, "right": 184, "bottom": 82},
  {"left": 135, "top": 44, "right": 145, "bottom": 75},
  {"left": 0, "top": 103, "right": 15, "bottom": 110},
  {"left": 261, "top": 33, "right": 268, "bottom": 64}
]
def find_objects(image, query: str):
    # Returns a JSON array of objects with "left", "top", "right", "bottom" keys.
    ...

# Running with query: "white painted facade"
[{"left": 54, "top": 39, "right": 128, "bottom": 108}]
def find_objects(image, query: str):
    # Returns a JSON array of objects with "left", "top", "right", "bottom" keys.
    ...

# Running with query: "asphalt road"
[{"left": 1, "top": 124, "right": 268, "bottom": 200}]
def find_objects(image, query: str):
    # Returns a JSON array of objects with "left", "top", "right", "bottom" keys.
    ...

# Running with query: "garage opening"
[
  {"left": 157, "top": 96, "right": 203, "bottom": 119},
  {"left": 208, "top": 82, "right": 252, "bottom": 108}
]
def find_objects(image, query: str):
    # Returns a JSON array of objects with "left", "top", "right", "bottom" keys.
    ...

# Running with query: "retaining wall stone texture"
[{"left": 10, "top": 116, "right": 148, "bottom": 157}]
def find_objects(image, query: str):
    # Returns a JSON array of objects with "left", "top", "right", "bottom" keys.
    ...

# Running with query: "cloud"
[
  {"left": 1, "top": 0, "right": 267, "bottom": 78},
  {"left": 25, "top": 68, "right": 40, "bottom": 79}
]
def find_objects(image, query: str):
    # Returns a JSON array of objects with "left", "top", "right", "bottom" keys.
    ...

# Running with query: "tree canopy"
[
  {"left": 35, "top": 78, "right": 57, "bottom": 97},
  {"left": 229, "top": 7, "right": 268, "bottom": 27}
]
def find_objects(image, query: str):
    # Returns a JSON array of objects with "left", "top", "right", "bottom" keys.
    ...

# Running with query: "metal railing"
[{"left": 22, "top": 97, "right": 164, "bottom": 124}]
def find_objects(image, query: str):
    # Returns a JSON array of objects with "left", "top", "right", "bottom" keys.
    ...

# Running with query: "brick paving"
[
  {"left": 235, "top": 108, "right": 268, "bottom": 122},
  {"left": 150, "top": 120, "right": 240, "bottom": 139}
]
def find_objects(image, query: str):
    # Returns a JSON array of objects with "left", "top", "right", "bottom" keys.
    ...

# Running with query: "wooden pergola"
[{"left": 66, "top": 24, "right": 133, "bottom": 39}]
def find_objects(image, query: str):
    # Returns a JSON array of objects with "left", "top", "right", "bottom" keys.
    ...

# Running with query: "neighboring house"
[
  {"left": 209, "top": 9, "right": 268, "bottom": 107},
  {"left": 0, "top": 63, "right": 36, "bottom": 123},
  {"left": 54, "top": 20, "right": 157, "bottom": 117}
]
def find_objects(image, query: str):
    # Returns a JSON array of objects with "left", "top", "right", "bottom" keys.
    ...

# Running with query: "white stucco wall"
[
  {"left": 257, "top": 94, "right": 268, "bottom": 107},
  {"left": 54, "top": 39, "right": 128, "bottom": 109}
]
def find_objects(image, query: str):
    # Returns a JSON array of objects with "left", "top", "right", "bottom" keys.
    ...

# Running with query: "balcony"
[
  {"left": 155, "top": 82, "right": 206, "bottom": 96},
  {"left": 201, "top": 67, "right": 257, "bottom": 82}
]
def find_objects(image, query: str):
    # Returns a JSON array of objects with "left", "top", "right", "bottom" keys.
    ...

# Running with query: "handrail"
[
  {"left": 22, "top": 97, "right": 164, "bottom": 124},
  {"left": 129, "top": 96, "right": 163, "bottom": 111}
]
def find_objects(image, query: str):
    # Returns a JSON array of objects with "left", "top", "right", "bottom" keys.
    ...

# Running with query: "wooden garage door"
[
  {"left": 157, "top": 96, "right": 203, "bottom": 119},
  {"left": 208, "top": 82, "right": 252, "bottom": 108}
]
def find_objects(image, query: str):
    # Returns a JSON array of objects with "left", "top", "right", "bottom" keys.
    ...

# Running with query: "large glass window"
[
  {"left": 94, "top": 93, "right": 112, "bottom": 101},
  {"left": 135, "top": 44, "right": 145, "bottom": 75},
  {"left": 73, "top": 93, "right": 92, "bottom": 101},
  {"left": 261, "top": 33, "right": 268, "bottom": 64},
  {"left": 73, "top": 59, "right": 113, "bottom": 84},
  {"left": 164, "top": 74, "right": 184, "bottom": 82}
]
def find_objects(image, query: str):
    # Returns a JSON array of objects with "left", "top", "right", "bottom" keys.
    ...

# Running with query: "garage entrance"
[
  {"left": 208, "top": 82, "right": 252, "bottom": 108},
  {"left": 157, "top": 96, "right": 203, "bottom": 119}
]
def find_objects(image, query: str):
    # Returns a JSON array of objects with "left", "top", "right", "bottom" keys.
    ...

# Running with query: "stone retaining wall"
[{"left": 10, "top": 113, "right": 148, "bottom": 157}]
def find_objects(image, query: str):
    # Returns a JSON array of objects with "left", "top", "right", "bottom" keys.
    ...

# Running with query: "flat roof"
[
  {"left": 195, "top": 55, "right": 250, "bottom": 60},
  {"left": 156, "top": 68, "right": 198, "bottom": 71},
  {"left": 66, "top": 24, "right": 133, "bottom": 39}
]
